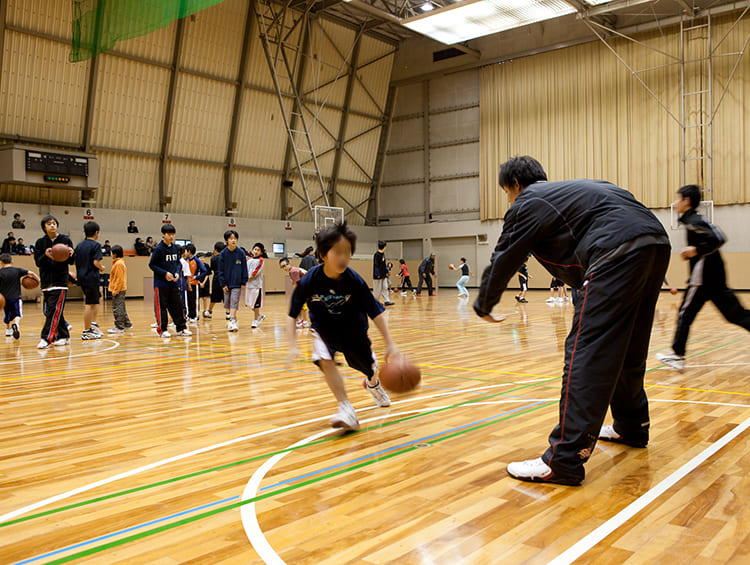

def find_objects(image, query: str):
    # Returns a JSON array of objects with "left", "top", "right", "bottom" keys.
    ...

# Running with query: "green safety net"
[{"left": 70, "top": 0, "right": 225, "bottom": 62}]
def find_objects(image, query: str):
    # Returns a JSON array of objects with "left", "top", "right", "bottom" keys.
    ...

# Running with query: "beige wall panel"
[
  {"left": 0, "top": 183, "right": 78, "bottom": 207},
  {"left": 349, "top": 48, "right": 393, "bottom": 116},
  {"left": 0, "top": 32, "right": 88, "bottom": 144},
  {"left": 166, "top": 161, "right": 224, "bottom": 216},
  {"left": 431, "top": 177, "right": 479, "bottom": 213},
  {"left": 389, "top": 116, "right": 423, "bottom": 150},
  {"left": 341, "top": 115, "right": 381, "bottom": 182},
  {"left": 90, "top": 55, "right": 170, "bottom": 153},
  {"left": 234, "top": 89, "right": 289, "bottom": 170},
  {"left": 383, "top": 151, "right": 424, "bottom": 184},
  {"left": 394, "top": 83, "right": 424, "bottom": 116},
  {"left": 431, "top": 142, "right": 478, "bottom": 178},
  {"left": 430, "top": 70, "right": 479, "bottom": 109},
  {"left": 7, "top": 0, "right": 71, "bottom": 38},
  {"left": 180, "top": 0, "right": 247, "bottom": 80},
  {"left": 244, "top": 34, "right": 275, "bottom": 90},
  {"left": 114, "top": 23, "right": 176, "bottom": 65},
  {"left": 170, "top": 74, "right": 234, "bottom": 162},
  {"left": 232, "top": 169, "right": 281, "bottom": 219},
  {"left": 430, "top": 107, "right": 478, "bottom": 145},
  {"left": 336, "top": 182, "right": 369, "bottom": 226},
  {"left": 97, "top": 152, "right": 160, "bottom": 211},
  {"left": 379, "top": 183, "right": 423, "bottom": 218},
  {"left": 302, "top": 21, "right": 354, "bottom": 108},
  {"left": 303, "top": 105, "right": 339, "bottom": 174},
  {"left": 303, "top": 69, "right": 348, "bottom": 114}
]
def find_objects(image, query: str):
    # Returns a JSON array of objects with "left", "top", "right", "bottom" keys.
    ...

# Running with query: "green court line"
[
  {"left": 1, "top": 378, "right": 556, "bottom": 529},
  {"left": 40, "top": 400, "right": 556, "bottom": 565},
  {"left": 647, "top": 338, "right": 742, "bottom": 372}
]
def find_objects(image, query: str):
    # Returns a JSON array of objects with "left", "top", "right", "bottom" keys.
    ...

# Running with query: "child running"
[
  {"left": 449, "top": 257, "right": 472, "bottom": 297},
  {"left": 399, "top": 259, "right": 414, "bottom": 295},
  {"left": 286, "top": 221, "right": 399, "bottom": 431}
]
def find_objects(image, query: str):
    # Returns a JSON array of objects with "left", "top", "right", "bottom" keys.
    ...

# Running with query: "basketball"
[
  {"left": 379, "top": 355, "right": 421, "bottom": 393},
  {"left": 49, "top": 243, "right": 71, "bottom": 262},
  {"left": 21, "top": 275, "right": 39, "bottom": 289},
  {"left": 0, "top": 293, "right": 5, "bottom": 309},
  {"left": 448, "top": 264, "right": 455, "bottom": 270},
  {"left": 670, "top": 287, "right": 679, "bottom": 295}
]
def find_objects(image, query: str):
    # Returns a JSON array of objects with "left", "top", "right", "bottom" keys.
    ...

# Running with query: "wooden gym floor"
[{"left": 1, "top": 289, "right": 749, "bottom": 564}]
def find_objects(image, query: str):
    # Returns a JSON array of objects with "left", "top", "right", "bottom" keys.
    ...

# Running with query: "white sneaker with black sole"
[{"left": 655, "top": 351, "right": 685, "bottom": 372}]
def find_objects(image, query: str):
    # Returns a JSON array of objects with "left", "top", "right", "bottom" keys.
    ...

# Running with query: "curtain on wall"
[{"left": 479, "top": 15, "right": 750, "bottom": 220}]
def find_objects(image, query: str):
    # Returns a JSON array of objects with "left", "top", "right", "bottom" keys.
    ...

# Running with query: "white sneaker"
[
  {"left": 53, "top": 338, "right": 71, "bottom": 346},
  {"left": 90, "top": 323, "right": 103, "bottom": 336},
  {"left": 37, "top": 339, "right": 50, "bottom": 349},
  {"left": 5, "top": 328, "right": 12, "bottom": 337},
  {"left": 656, "top": 351, "right": 685, "bottom": 372},
  {"left": 160, "top": 331, "right": 171, "bottom": 338},
  {"left": 364, "top": 378, "right": 391, "bottom": 407},
  {"left": 256, "top": 314, "right": 266, "bottom": 326},
  {"left": 599, "top": 425, "right": 648, "bottom": 448},
  {"left": 176, "top": 329, "right": 192, "bottom": 337},
  {"left": 108, "top": 328, "right": 125, "bottom": 334},
  {"left": 330, "top": 403, "right": 359, "bottom": 431},
  {"left": 251, "top": 320, "right": 258, "bottom": 329},
  {"left": 506, "top": 457, "right": 582, "bottom": 486},
  {"left": 555, "top": 297, "right": 564, "bottom": 303},
  {"left": 151, "top": 322, "right": 158, "bottom": 328},
  {"left": 228, "top": 319, "right": 239, "bottom": 332},
  {"left": 545, "top": 297, "right": 555, "bottom": 303}
]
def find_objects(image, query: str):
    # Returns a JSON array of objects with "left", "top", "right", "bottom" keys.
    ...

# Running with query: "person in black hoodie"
[
  {"left": 656, "top": 184, "right": 750, "bottom": 372},
  {"left": 148, "top": 224, "right": 190, "bottom": 338},
  {"left": 34, "top": 215, "right": 74, "bottom": 348},
  {"left": 475, "top": 155, "right": 670, "bottom": 486}
]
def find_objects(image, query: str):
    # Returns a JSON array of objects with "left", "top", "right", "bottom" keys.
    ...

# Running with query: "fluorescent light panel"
[
  {"left": 402, "top": 0, "right": 576, "bottom": 44},
  {"left": 584, "top": 0, "right": 617, "bottom": 5}
]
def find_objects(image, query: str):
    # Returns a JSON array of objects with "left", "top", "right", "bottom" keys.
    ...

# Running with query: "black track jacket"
[
  {"left": 679, "top": 208, "right": 727, "bottom": 288},
  {"left": 474, "top": 179, "right": 669, "bottom": 317}
]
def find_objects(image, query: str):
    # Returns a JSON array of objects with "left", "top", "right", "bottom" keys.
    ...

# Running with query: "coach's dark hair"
[
  {"left": 377, "top": 240, "right": 386, "bottom": 250},
  {"left": 316, "top": 221, "right": 356, "bottom": 258},
  {"left": 498, "top": 156, "right": 548, "bottom": 189},
  {"left": 678, "top": 184, "right": 701, "bottom": 209},
  {"left": 111, "top": 245, "right": 123, "bottom": 258},
  {"left": 161, "top": 223, "right": 176, "bottom": 234},
  {"left": 40, "top": 215, "right": 58, "bottom": 231},
  {"left": 0, "top": 252, "right": 11, "bottom": 264},
  {"left": 83, "top": 221, "right": 99, "bottom": 237},
  {"left": 223, "top": 229, "right": 239, "bottom": 241}
]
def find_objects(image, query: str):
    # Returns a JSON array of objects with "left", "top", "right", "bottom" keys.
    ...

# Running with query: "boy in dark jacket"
[
  {"left": 217, "top": 230, "right": 248, "bottom": 332},
  {"left": 656, "top": 184, "right": 750, "bottom": 372},
  {"left": 34, "top": 215, "right": 74, "bottom": 348},
  {"left": 148, "top": 224, "right": 190, "bottom": 338},
  {"left": 475, "top": 155, "right": 670, "bottom": 486}
]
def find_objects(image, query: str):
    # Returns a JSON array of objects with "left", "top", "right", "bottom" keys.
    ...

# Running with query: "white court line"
[
  {"left": 548, "top": 416, "right": 750, "bottom": 565},
  {"left": 0, "top": 340, "right": 120, "bottom": 367},
  {"left": 0, "top": 383, "right": 531, "bottom": 523}
]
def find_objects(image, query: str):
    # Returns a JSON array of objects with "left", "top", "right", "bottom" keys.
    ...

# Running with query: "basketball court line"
[
  {"left": 7, "top": 395, "right": 750, "bottom": 564},
  {"left": 548, "top": 415, "right": 750, "bottom": 565},
  {"left": 0, "top": 339, "right": 120, "bottom": 368}
]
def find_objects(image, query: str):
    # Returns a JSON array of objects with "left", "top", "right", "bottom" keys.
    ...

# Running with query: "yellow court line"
[
  {"left": 646, "top": 383, "right": 750, "bottom": 397},
  {"left": 418, "top": 363, "right": 557, "bottom": 380}
]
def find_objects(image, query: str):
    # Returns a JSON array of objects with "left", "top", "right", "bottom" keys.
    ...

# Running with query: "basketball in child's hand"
[
  {"left": 379, "top": 356, "right": 421, "bottom": 393},
  {"left": 0, "top": 293, "right": 5, "bottom": 309},
  {"left": 21, "top": 275, "right": 39, "bottom": 289},
  {"left": 49, "top": 243, "right": 71, "bottom": 262},
  {"left": 448, "top": 264, "right": 455, "bottom": 270},
  {"left": 670, "top": 287, "right": 679, "bottom": 295}
]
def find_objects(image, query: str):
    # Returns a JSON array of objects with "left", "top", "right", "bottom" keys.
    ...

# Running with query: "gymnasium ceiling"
[{"left": 305, "top": 0, "right": 747, "bottom": 46}]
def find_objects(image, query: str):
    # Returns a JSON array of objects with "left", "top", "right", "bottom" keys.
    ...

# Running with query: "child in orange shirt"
[{"left": 107, "top": 245, "right": 132, "bottom": 333}]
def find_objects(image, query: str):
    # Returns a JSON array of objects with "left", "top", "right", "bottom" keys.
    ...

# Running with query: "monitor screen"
[{"left": 272, "top": 242, "right": 285, "bottom": 256}]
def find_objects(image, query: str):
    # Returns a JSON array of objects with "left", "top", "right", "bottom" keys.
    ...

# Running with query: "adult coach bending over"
[{"left": 474, "top": 156, "right": 670, "bottom": 486}]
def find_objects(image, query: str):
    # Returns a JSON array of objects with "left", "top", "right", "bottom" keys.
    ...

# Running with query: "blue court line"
[
  {"left": 258, "top": 400, "right": 549, "bottom": 492},
  {"left": 16, "top": 400, "right": 550, "bottom": 565},
  {"left": 14, "top": 496, "right": 238, "bottom": 565}
]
